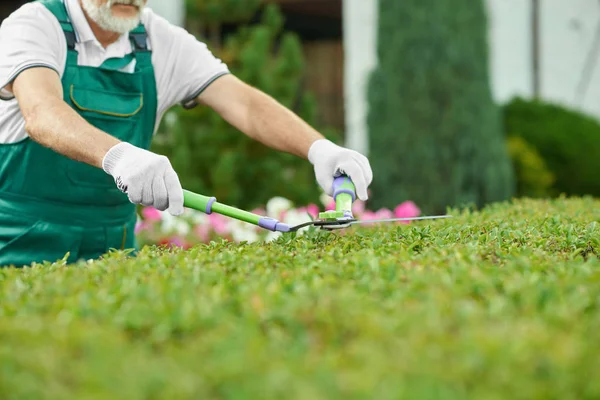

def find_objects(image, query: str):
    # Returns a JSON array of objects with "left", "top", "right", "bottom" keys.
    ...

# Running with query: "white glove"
[
  {"left": 102, "top": 142, "right": 184, "bottom": 216},
  {"left": 308, "top": 139, "right": 373, "bottom": 201}
]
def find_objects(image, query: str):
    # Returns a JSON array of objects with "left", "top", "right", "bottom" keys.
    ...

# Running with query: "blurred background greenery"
[
  {"left": 151, "top": 2, "right": 341, "bottom": 210},
  {"left": 2, "top": 0, "right": 599, "bottom": 214}
]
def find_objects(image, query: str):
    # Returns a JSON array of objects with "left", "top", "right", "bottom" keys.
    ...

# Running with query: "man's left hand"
[{"left": 308, "top": 139, "right": 373, "bottom": 201}]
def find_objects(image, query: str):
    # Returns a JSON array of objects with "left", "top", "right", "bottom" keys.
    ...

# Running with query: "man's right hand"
[{"left": 102, "top": 142, "right": 184, "bottom": 216}]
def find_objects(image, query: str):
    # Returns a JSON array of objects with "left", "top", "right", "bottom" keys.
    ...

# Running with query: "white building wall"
[
  {"left": 146, "top": 0, "right": 184, "bottom": 27},
  {"left": 343, "top": 0, "right": 600, "bottom": 156},
  {"left": 485, "top": 0, "right": 534, "bottom": 103},
  {"left": 342, "top": 0, "right": 378, "bottom": 155},
  {"left": 539, "top": 0, "right": 600, "bottom": 116}
]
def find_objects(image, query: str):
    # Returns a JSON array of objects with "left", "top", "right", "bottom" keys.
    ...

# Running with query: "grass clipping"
[{"left": 1, "top": 196, "right": 599, "bottom": 399}]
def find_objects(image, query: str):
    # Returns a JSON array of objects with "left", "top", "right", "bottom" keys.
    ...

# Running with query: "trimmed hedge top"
[{"left": 0, "top": 196, "right": 599, "bottom": 398}]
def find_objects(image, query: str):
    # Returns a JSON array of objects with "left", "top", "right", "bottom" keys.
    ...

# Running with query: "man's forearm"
[
  {"left": 242, "top": 87, "right": 325, "bottom": 159},
  {"left": 12, "top": 68, "right": 120, "bottom": 169},
  {"left": 24, "top": 97, "right": 120, "bottom": 168}
]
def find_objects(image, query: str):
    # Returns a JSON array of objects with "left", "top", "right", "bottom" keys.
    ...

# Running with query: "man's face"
[{"left": 81, "top": 0, "right": 148, "bottom": 34}]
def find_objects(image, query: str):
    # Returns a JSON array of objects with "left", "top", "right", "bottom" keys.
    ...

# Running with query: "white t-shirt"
[{"left": 0, "top": 0, "right": 230, "bottom": 143}]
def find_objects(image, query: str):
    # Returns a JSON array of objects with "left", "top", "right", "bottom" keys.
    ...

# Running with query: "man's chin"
[
  {"left": 81, "top": 0, "right": 143, "bottom": 34},
  {"left": 111, "top": 4, "right": 140, "bottom": 18},
  {"left": 98, "top": 16, "right": 141, "bottom": 34}
]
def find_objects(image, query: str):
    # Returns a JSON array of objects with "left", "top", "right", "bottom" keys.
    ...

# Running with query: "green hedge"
[
  {"left": 1, "top": 197, "right": 599, "bottom": 397},
  {"left": 503, "top": 97, "right": 600, "bottom": 198}
]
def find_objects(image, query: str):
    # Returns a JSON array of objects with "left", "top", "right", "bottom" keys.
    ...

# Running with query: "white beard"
[{"left": 81, "top": 0, "right": 146, "bottom": 34}]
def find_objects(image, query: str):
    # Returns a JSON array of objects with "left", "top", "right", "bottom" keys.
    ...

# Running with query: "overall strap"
[
  {"left": 128, "top": 23, "right": 152, "bottom": 71},
  {"left": 98, "top": 24, "right": 151, "bottom": 71},
  {"left": 38, "top": 0, "right": 152, "bottom": 71},
  {"left": 37, "top": 0, "right": 74, "bottom": 41},
  {"left": 129, "top": 24, "right": 149, "bottom": 52}
]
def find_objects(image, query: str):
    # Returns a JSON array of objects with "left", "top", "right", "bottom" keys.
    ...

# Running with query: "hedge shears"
[{"left": 182, "top": 175, "right": 451, "bottom": 233}]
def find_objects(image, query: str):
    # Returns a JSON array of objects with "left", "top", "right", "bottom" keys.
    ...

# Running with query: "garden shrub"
[
  {"left": 503, "top": 96, "right": 600, "bottom": 198},
  {"left": 366, "top": 0, "right": 515, "bottom": 215},
  {"left": 506, "top": 135, "right": 555, "bottom": 198}
]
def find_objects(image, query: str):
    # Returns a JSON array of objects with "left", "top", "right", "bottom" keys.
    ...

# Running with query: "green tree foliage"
[
  {"left": 366, "top": 0, "right": 515, "bottom": 214},
  {"left": 185, "top": 0, "right": 262, "bottom": 24},
  {"left": 503, "top": 97, "right": 600, "bottom": 198},
  {"left": 184, "top": 0, "right": 263, "bottom": 46},
  {"left": 153, "top": 4, "right": 339, "bottom": 210}
]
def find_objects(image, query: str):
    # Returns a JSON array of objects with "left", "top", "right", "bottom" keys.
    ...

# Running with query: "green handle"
[
  {"left": 333, "top": 175, "right": 356, "bottom": 214},
  {"left": 183, "top": 190, "right": 292, "bottom": 232},
  {"left": 183, "top": 190, "right": 261, "bottom": 225},
  {"left": 318, "top": 174, "right": 357, "bottom": 220}
]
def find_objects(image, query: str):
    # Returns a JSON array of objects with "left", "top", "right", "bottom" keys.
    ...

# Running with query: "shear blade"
[
  {"left": 350, "top": 215, "right": 453, "bottom": 225},
  {"left": 318, "top": 214, "right": 452, "bottom": 230},
  {"left": 319, "top": 221, "right": 353, "bottom": 230},
  {"left": 288, "top": 214, "right": 452, "bottom": 232}
]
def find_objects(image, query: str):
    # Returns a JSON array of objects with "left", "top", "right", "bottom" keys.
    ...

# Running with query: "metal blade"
[
  {"left": 317, "top": 214, "right": 452, "bottom": 231},
  {"left": 348, "top": 215, "right": 453, "bottom": 225}
]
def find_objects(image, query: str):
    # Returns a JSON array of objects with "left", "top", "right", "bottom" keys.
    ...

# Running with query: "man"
[{"left": 0, "top": 0, "right": 373, "bottom": 267}]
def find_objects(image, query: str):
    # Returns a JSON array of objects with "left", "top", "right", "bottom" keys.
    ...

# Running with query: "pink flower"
[
  {"left": 208, "top": 213, "right": 229, "bottom": 235},
  {"left": 194, "top": 223, "right": 209, "bottom": 242},
  {"left": 306, "top": 203, "right": 319, "bottom": 218},
  {"left": 352, "top": 200, "right": 366, "bottom": 216},
  {"left": 169, "top": 237, "right": 186, "bottom": 248},
  {"left": 394, "top": 201, "right": 421, "bottom": 224},
  {"left": 361, "top": 210, "right": 378, "bottom": 225},
  {"left": 142, "top": 207, "right": 162, "bottom": 221},
  {"left": 325, "top": 200, "right": 336, "bottom": 211},
  {"left": 157, "top": 236, "right": 189, "bottom": 249},
  {"left": 375, "top": 208, "right": 393, "bottom": 219}
]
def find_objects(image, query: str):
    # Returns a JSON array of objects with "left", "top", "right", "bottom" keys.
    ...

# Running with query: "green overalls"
[{"left": 0, "top": 0, "right": 158, "bottom": 268}]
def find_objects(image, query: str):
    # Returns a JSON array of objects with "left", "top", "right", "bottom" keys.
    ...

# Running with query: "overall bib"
[{"left": 0, "top": 0, "right": 158, "bottom": 268}]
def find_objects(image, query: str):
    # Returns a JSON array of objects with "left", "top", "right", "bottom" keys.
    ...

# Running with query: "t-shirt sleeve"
[
  {"left": 0, "top": 2, "right": 66, "bottom": 100},
  {"left": 144, "top": 9, "right": 230, "bottom": 117}
]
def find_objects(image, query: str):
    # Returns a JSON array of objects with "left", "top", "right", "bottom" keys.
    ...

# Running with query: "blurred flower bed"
[{"left": 135, "top": 194, "right": 421, "bottom": 249}]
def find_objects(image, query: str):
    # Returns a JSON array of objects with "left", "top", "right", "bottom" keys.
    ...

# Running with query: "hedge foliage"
[{"left": 1, "top": 196, "right": 599, "bottom": 398}]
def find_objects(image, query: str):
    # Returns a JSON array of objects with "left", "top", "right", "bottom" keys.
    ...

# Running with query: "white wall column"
[
  {"left": 342, "top": 0, "right": 378, "bottom": 156},
  {"left": 539, "top": 0, "right": 600, "bottom": 117},
  {"left": 485, "top": 0, "right": 533, "bottom": 104},
  {"left": 146, "top": 0, "right": 185, "bottom": 27}
]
